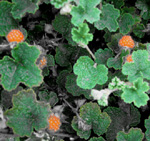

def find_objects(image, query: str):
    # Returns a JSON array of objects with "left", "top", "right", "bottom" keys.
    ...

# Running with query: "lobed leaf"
[
  {"left": 73, "top": 56, "right": 108, "bottom": 89},
  {"left": 145, "top": 116, "right": 150, "bottom": 141},
  {"left": 121, "top": 77, "right": 149, "bottom": 108},
  {"left": 4, "top": 89, "right": 51, "bottom": 137},
  {"left": 0, "top": 1, "right": 18, "bottom": 36},
  {"left": 94, "top": 4, "right": 120, "bottom": 32},
  {"left": 116, "top": 128, "right": 144, "bottom": 141},
  {"left": 71, "top": 0, "right": 101, "bottom": 26},
  {"left": 11, "top": 0, "right": 40, "bottom": 19},
  {"left": 71, "top": 23, "right": 93, "bottom": 45},
  {"left": 0, "top": 42, "right": 43, "bottom": 91}
]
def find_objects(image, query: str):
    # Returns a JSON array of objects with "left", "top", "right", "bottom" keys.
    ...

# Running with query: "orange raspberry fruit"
[
  {"left": 39, "top": 56, "right": 47, "bottom": 68},
  {"left": 126, "top": 55, "right": 133, "bottom": 62},
  {"left": 119, "top": 35, "right": 135, "bottom": 48},
  {"left": 6, "top": 29, "right": 24, "bottom": 43},
  {"left": 48, "top": 114, "right": 61, "bottom": 132}
]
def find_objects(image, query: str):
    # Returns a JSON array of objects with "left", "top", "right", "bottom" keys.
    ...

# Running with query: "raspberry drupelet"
[
  {"left": 119, "top": 35, "right": 135, "bottom": 48},
  {"left": 48, "top": 114, "right": 61, "bottom": 132},
  {"left": 6, "top": 29, "right": 24, "bottom": 43},
  {"left": 126, "top": 54, "right": 133, "bottom": 62}
]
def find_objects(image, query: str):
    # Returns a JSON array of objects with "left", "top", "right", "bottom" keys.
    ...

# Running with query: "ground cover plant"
[{"left": 0, "top": 0, "right": 150, "bottom": 140}]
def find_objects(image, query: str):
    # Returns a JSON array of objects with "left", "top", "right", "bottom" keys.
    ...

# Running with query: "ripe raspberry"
[
  {"left": 126, "top": 55, "right": 133, "bottom": 62},
  {"left": 6, "top": 29, "right": 24, "bottom": 43},
  {"left": 119, "top": 35, "right": 135, "bottom": 48},
  {"left": 39, "top": 56, "right": 47, "bottom": 68},
  {"left": 48, "top": 114, "right": 61, "bottom": 132}
]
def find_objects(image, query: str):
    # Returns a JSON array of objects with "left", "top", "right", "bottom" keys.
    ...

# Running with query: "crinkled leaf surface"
[
  {"left": 122, "top": 50, "right": 150, "bottom": 82},
  {"left": 107, "top": 33, "right": 122, "bottom": 53},
  {"left": 94, "top": 4, "right": 120, "bottom": 32},
  {"left": 145, "top": 116, "right": 150, "bottom": 141},
  {"left": 121, "top": 77, "right": 149, "bottom": 108},
  {"left": 95, "top": 48, "right": 113, "bottom": 65},
  {"left": 136, "top": 0, "right": 150, "bottom": 20},
  {"left": 4, "top": 89, "right": 51, "bottom": 137},
  {"left": 72, "top": 102, "right": 111, "bottom": 139},
  {"left": 71, "top": 23, "right": 93, "bottom": 45},
  {"left": 116, "top": 128, "right": 144, "bottom": 141},
  {"left": 52, "top": 14, "right": 76, "bottom": 46},
  {"left": 73, "top": 56, "right": 108, "bottom": 89},
  {"left": 89, "top": 136, "right": 105, "bottom": 141},
  {"left": 107, "top": 50, "right": 129, "bottom": 70},
  {"left": 119, "top": 13, "right": 135, "bottom": 35},
  {"left": 0, "top": 1, "right": 18, "bottom": 36},
  {"left": 50, "top": 0, "right": 69, "bottom": 8},
  {"left": 133, "top": 24, "right": 145, "bottom": 38},
  {"left": 11, "top": 0, "right": 40, "bottom": 19},
  {"left": 104, "top": 107, "right": 127, "bottom": 141},
  {"left": 71, "top": 0, "right": 101, "bottom": 26},
  {"left": 66, "top": 74, "right": 91, "bottom": 99},
  {"left": 0, "top": 42, "right": 43, "bottom": 91}
]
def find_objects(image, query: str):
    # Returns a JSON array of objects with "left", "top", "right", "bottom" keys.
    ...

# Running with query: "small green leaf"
[
  {"left": 52, "top": 14, "right": 76, "bottom": 46},
  {"left": 133, "top": 24, "right": 145, "bottom": 38},
  {"left": 116, "top": 128, "right": 144, "bottom": 141},
  {"left": 65, "top": 74, "right": 91, "bottom": 99},
  {"left": 136, "top": 0, "right": 150, "bottom": 20},
  {"left": 122, "top": 50, "right": 150, "bottom": 82},
  {"left": 94, "top": 4, "right": 120, "bottom": 32},
  {"left": 4, "top": 89, "right": 51, "bottom": 137},
  {"left": 0, "top": 42, "right": 43, "bottom": 91},
  {"left": 71, "top": 23, "right": 93, "bottom": 45},
  {"left": 145, "top": 116, "right": 150, "bottom": 141},
  {"left": 71, "top": 0, "right": 101, "bottom": 26},
  {"left": 50, "top": 0, "right": 69, "bottom": 8},
  {"left": 119, "top": 13, "right": 135, "bottom": 35},
  {"left": 73, "top": 56, "right": 108, "bottom": 89},
  {"left": 38, "top": 91, "right": 58, "bottom": 107},
  {"left": 95, "top": 48, "right": 113, "bottom": 65},
  {"left": 121, "top": 77, "right": 149, "bottom": 108},
  {"left": 107, "top": 50, "right": 129, "bottom": 70},
  {"left": 46, "top": 54, "right": 55, "bottom": 67},
  {"left": 0, "top": 1, "right": 18, "bottom": 36},
  {"left": 89, "top": 136, "right": 105, "bottom": 141},
  {"left": 72, "top": 102, "right": 111, "bottom": 139},
  {"left": 11, "top": 0, "right": 40, "bottom": 19}
]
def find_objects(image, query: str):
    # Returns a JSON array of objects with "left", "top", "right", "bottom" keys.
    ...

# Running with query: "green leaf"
[
  {"left": 52, "top": 14, "right": 76, "bottom": 46},
  {"left": 107, "top": 50, "right": 129, "bottom": 70},
  {"left": 135, "top": 0, "right": 150, "bottom": 20},
  {"left": 119, "top": 13, "right": 135, "bottom": 35},
  {"left": 73, "top": 56, "right": 108, "bottom": 89},
  {"left": 122, "top": 50, "right": 150, "bottom": 82},
  {"left": 50, "top": 0, "right": 69, "bottom": 8},
  {"left": 0, "top": 42, "right": 43, "bottom": 91},
  {"left": 38, "top": 91, "right": 58, "bottom": 107},
  {"left": 65, "top": 74, "right": 91, "bottom": 99},
  {"left": 133, "top": 24, "right": 145, "bottom": 38},
  {"left": 145, "top": 116, "right": 150, "bottom": 141},
  {"left": 11, "top": 0, "right": 40, "bottom": 19},
  {"left": 107, "top": 33, "right": 122, "bottom": 53},
  {"left": 72, "top": 102, "right": 111, "bottom": 139},
  {"left": 121, "top": 77, "right": 149, "bottom": 108},
  {"left": 1, "top": 86, "right": 23, "bottom": 110},
  {"left": 116, "top": 128, "right": 144, "bottom": 141},
  {"left": 95, "top": 48, "right": 113, "bottom": 65},
  {"left": 4, "top": 89, "right": 51, "bottom": 137},
  {"left": 71, "top": 0, "right": 101, "bottom": 26},
  {"left": 0, "top": 1, "right": 18, "bottom": 36},
  {"left": 104, "top": 107, "right": 127, "bottom": 141},
  {"left": 71, "top": 23, "right": 93, "bottom": 45},
  {"left": 94, "top": 4, "right": 120, "bottom": 32},
  {"left": 46, "top": 54, "right": 55, "bottom": 67},
  {"left": 89, "top": 137, "right": 105, "bottom": 141}
]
